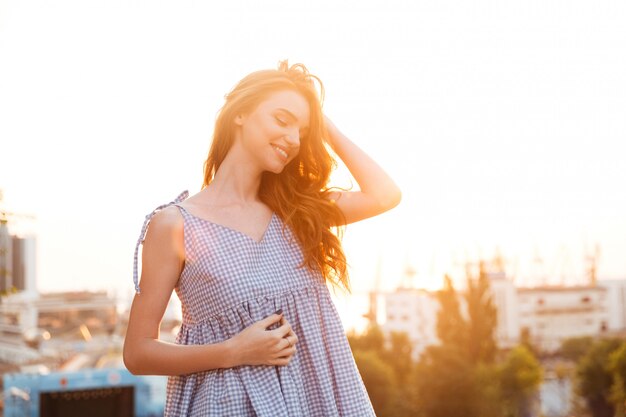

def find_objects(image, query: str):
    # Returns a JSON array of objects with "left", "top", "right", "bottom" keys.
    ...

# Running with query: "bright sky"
[{"left": 1, "top": 0, "right": 625, "bottom": 329}]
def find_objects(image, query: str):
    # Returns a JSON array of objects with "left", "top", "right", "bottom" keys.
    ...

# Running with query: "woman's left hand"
[{"left": 320, "top": 114, "right": 402, "bottom": 225}]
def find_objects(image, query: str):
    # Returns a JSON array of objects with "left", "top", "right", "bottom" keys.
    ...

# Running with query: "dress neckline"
[{"left": 178, "top": 205, "right": 276, "bottom": 244}]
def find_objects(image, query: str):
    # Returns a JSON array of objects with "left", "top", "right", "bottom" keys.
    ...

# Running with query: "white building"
[
  {"left": 518, "top": 285, "right": 610, "bottom": 352},
  {"left": 10, "top": 236, "right": 37, "bottom": 293},
  {"left": 382, "top": 273, "right": 626, "bottom": 356},
  {"left": 383, "top": 288, "right": 438, "bottom": 359},
  {"left": 0, "top": 219, "right": 37, "bottom": 294},
  {"left": 599, "top": 279, "right": 626, "bottom": 331},
  {"left": 486, "top": 271, "right": 520, "bottom": 348}
]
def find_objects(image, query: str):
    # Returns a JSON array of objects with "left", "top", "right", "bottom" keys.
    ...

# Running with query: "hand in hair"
[{"left": 321, "top": 114, "right": 402, "bottom": 225}]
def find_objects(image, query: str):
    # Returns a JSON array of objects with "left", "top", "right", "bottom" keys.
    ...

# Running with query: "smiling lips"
[{"left": 272, "top": 144, "right": 289, "bottom": 161}]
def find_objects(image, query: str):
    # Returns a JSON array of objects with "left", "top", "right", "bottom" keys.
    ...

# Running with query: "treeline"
[
  {"left": 560, "top": 336, "right": 626, "bottom": 417},
  {"left": 348, "top": 272, "right": 626, "bottom": 417}
]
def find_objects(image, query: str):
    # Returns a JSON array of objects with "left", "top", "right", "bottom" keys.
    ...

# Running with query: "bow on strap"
[{"left": 133, "top": 190, "right": 189, "bottom": 294}]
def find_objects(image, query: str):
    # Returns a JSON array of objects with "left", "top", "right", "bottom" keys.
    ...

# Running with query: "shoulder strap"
[{"left": 133, "top": 190, "right": 189, "bottom": 294}]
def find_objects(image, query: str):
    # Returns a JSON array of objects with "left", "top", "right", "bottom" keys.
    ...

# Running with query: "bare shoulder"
[
  {"left": 149, "top": 205, "right": 184, "bottom": 230},
  {"left": 143, "top": 206, "right": 184, "bottom": 254}
]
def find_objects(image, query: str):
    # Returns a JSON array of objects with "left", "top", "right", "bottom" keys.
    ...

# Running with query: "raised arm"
[
  {"left": 324, "top": 116, "right": 402, "bottom": 225},
  {"left": 123, "top": 206, "right": 298, "bottom": 376}
]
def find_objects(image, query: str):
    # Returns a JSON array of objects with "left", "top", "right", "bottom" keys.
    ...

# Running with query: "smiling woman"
[
  {"left": 234, "top": 90, "right": 310, "bottom": 174},
  {"left": 123, "top": 60, "right": 401, "bottom": 416}
]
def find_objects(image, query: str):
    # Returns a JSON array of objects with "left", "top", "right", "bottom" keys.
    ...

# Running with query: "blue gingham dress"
[{"left": 133, "top": 192, "right": 376, "bottom": 416}]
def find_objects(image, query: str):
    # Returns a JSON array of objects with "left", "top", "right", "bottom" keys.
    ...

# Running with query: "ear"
[{"left": 234, "top": 113, "right": 246, "bottom": 126}]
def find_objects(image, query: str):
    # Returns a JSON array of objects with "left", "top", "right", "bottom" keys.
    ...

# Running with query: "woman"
[{"left": 123, "top": 61, "right": 401, "bottom": 416}]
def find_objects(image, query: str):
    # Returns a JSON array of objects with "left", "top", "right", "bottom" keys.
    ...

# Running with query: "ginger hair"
[{"left": 203, "top": 61, "right": 350, "bottom": 291}]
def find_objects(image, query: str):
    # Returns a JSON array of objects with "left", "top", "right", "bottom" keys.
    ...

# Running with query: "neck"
[{"left": 205, "top": 144, "right": 263, "bottom": 206}]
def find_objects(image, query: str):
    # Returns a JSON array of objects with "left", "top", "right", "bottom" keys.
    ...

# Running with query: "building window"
[
  {"left": 581, "top": 296, "right": 591, "bottom": 303},
  {"left": 601, "top": 321, "right": 608, "bottom": 332}
]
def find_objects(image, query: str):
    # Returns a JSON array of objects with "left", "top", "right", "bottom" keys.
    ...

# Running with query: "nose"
[{"left": 285, "top": 128, "right": 300, "bottom": 147}]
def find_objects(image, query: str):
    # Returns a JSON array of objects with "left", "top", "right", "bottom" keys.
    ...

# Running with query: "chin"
[
  {"left": 264, "top": 159, "right": 292, "bottom": 175},
  {"left": 261, "top": 162, "right": 284, "bottom": 175},
  {"left": 267, "top": 166, "right": 287, "bottom": 175}
]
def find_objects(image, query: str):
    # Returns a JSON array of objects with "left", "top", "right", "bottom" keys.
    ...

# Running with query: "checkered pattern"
[{"left": 134, "top": 193, "right": 376, "bottom": 416}]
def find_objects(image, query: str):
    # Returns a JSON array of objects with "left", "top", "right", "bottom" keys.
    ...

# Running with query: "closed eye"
[{"left": 275, "top": 116, "right": 288, "bottom": 126}]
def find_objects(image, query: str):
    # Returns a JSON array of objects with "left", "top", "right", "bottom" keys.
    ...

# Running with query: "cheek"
[
  {"left": 242, "top": 117, "right": 269, "bottom": 143},
  {"left": 253, "top": 116, "right": 283, "bottom": 140},
  {"left": 290, "top": 146, "right": 302, "bottom": 163}
]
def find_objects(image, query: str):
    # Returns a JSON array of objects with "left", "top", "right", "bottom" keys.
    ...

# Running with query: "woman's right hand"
[{"left": 227, "top": 313, "right": 299, "bottom": 367}]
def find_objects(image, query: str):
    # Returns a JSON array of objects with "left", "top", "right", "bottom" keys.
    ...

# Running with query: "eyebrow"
[{"left": 277, "top": 108, "right": 309, "bottom": 131}]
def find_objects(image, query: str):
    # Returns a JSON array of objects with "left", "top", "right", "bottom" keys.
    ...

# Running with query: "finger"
[
  {"left": 277, "top": 341, "right": 297, "bottom": 355},
  {"left": 273, "top": 321, "right": 293, "bottom": 338},
  {"left": 271, "top": 357, "right": 291, "bottom": 366},
  {"left": 279, "top": 330, "right": 298, "bottom": 348},
  {"left": 259, "top": 313, "right": 284, "bottom": 329},
  {"left": 267, "top": 323, "right": 290, "bottom": 339},
  {"left": 287, "top": 332, "right": 298, "bottom": 345},
  {"left": 275, "top": 347, "right": 296, "bottom": 360},
  {"left": 280, "top": 336, "right": 293, "bottom": 350},
  {"left": 286, "top": 334, "right": 299, "bottom": 348},
  {"left": 270, "top": 337, "right": 291, "bottom": 353}
]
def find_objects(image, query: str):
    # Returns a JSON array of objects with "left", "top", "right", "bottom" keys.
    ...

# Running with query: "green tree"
[
  {"left": 414, "top": 344, "right": 482, "bottom": 417},
  {"left": 353, "top": 349, "right": 397, "bottom": 417},
  {"left": 498, "top": 345, "right": 544, "bottom": 417},
  {"left": 435, "top": 274, "right": 467, "bottom": 348},
  {"left": 475, "top": 362, "right": 504, "bottom": 417},
  {"left": 577, "top": 338, "right": 623, "bottom": 417},
  {"left": 380, "top": 331, "right": 418, "bottom": 416},
  {"left": 413, "top": 273, "right": 501, "bottom": 417},
  {"left": 348, "top": 324, "right": 418, "bottom": 416},
  {"left": 465, "top": 262, "right": 498, "bottom": 363},
  {"left": 380, "top": 331, "right": 413, "bottom": 384},
  {"left": 519, "top": 326, "right": 541, "bottom": 359},
  {"left": 347, "top": 323, "right": 385, "bottom": 354},
  {"left": 414, "top": 268, "right": 545, "bottom": 417},
  {"left": 609, "top": 342, "right": 626, "bottom": 417},
  {"left": 560, "top": 336, "right": 594, "bottom": 362}
]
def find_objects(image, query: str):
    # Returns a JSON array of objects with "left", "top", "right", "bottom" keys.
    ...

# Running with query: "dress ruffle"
[
  {"left": 165, "top": 284, "right": 371, "bottom": 416},
  {"left": 144, "top": 196, "right": 376, "bottom": 416}
]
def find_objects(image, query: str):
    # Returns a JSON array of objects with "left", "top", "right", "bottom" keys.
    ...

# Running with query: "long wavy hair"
[{"left": 203, "top": 61, "right": 350, "bottom": 292}]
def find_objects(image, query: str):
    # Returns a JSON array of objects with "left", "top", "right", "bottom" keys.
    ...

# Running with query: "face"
[{"left": 234, "top": 89, "right": 311, "bottom": 174}]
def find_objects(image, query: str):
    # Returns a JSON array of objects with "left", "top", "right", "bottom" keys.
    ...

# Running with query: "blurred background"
[{"left": 1, "top": 0, "right": 625, "bottom": 415}]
